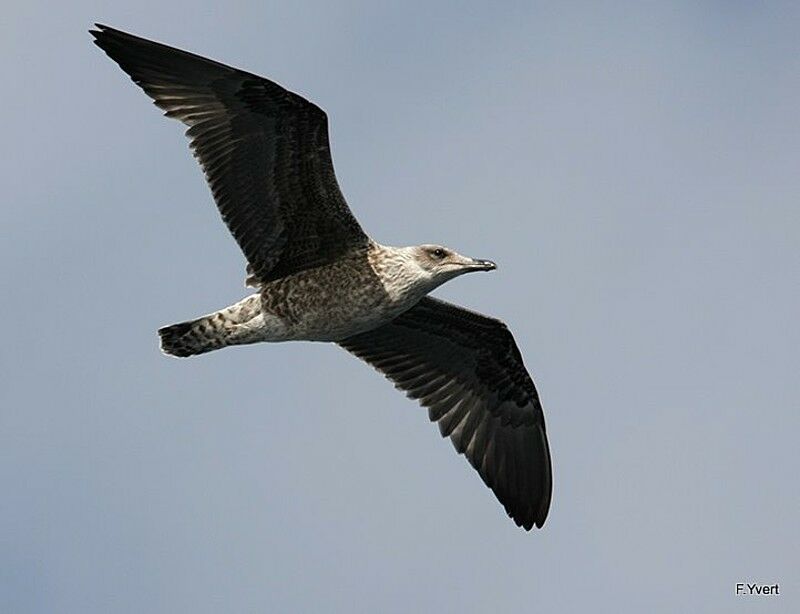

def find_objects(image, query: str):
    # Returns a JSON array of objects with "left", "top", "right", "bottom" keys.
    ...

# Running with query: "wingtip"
[
  {"left": 512, "top": 511, "right": 546, "bottom": 531},
  {"left": 93, "top": 23, "right": 118, "bottom": 33},
  {"left": 89, "top": 23, "right": 133, "bottom": 43},
  {"left": 89, "top": 23, "right": 113, "bottom": 46},
  {"left": 535, "top": 499, "right": 551, "bottom": 529},
  {"left": 513, "top": 512, "right": 539, "bottom": 532},
  {"left": 89, "top": 22, "right": 107, "bottom": 36}
]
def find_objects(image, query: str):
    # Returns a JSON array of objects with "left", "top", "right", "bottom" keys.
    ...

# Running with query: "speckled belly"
[{"left": 257, "top": 257, "right": 419, "bottom": 342}]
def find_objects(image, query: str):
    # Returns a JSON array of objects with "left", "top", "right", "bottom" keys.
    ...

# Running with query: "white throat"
[{"left": 367, "top": 244, "right": 442, "bottom": 304}]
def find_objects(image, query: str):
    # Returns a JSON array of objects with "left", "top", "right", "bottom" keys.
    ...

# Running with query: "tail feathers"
[
  {"left": 158, "top": 294, "right": 263, "bottom": 358},
  {"left": 159, "top": 314, "right": 230, "bottom": 358}
]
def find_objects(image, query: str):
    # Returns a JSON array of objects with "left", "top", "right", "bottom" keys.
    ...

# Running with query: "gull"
[{"left": 91, "top": 24, "right": 552, "bottom": 530}]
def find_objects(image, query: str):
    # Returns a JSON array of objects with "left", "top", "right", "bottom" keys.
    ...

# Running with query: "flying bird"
[{"left": 91, "top": 24, "right": 552, "bottom": 530}]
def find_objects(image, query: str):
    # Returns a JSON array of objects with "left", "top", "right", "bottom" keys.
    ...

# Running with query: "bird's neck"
[{"left": 367, "top": 242, "right": 438, "bottom": 305}]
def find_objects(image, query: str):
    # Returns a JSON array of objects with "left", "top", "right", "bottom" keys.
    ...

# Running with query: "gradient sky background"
[{"left": 2, "top": 2, "right": 798, "bottom": 612}]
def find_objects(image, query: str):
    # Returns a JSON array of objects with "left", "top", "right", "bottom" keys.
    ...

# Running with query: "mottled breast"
[{"left": 258, "top": 245, "right": 420, "bottom": 341}]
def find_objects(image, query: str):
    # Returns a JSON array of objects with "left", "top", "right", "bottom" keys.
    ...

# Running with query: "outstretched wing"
[
  {"left": 339, "top": 297, "right": 552, "bottom": 530},
  {"left": 91, "top": 24, "right": 369, "bottom": 283}
]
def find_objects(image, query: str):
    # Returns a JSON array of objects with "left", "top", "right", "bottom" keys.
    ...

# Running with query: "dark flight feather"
[
  {"left": 91, "top": 24, "right": 368, "bottom": 283},
  {"left": 340, "top": 297, "right": 552, "bottom": 530}
]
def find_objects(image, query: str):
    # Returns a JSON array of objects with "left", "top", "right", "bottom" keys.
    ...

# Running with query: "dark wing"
[
  {"left": 91, "top": 24, "right": 368, "bottom": 283},
  {"left": 339, "top": 297, "right": 552, "bottom": 530}
]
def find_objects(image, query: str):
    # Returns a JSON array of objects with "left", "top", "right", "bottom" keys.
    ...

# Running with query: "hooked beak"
[{"left": 466, "top": 258, "right": 497, "bottom": 271}]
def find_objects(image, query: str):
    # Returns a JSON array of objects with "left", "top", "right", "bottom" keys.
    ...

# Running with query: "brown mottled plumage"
[{"left": 92, "top": 24, "right": 552, "bottom": 531}]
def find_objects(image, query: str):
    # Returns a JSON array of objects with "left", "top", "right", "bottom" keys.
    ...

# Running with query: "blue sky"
[{"left": 2, "top": 2, "right": 798, "bottom": 612}]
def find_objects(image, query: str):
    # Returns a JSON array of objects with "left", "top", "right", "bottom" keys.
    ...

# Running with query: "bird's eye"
[{"left": 432, "top": 248, "right": 446, "bottom": 259}]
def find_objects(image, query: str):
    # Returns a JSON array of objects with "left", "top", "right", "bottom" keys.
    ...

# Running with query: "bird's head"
[
  {"left": 409, "top": 244, "right": 497, "bottom": 286},
  {"left": 376, "top": 243, "right": 497, "bottom": 300}
]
